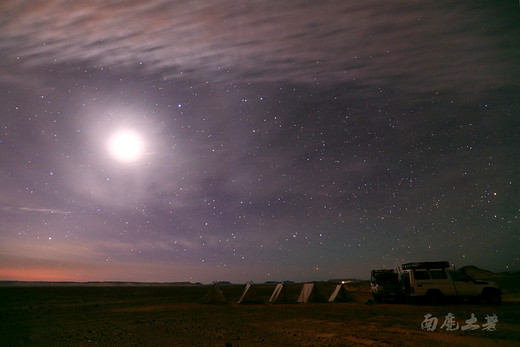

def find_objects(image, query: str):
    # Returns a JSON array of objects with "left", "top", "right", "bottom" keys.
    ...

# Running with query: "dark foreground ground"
[{"left": 1, "top": 281, "right": 519, "bottom": 346}]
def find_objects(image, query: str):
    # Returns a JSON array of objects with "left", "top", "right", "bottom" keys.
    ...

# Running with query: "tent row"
[{"left": 202, "top": 282, "right": 354, "bottom": 304}]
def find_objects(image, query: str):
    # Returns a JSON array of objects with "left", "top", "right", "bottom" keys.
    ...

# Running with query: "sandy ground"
[{"left": 1, "top": 282, "right": 519, "bottom": 346}]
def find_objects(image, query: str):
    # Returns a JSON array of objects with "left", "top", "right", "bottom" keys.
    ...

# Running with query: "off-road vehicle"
[{"left": 399, "top": 261, "right": 501, "bottom": 304}]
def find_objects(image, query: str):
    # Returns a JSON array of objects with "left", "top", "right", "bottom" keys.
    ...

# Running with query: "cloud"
[
  {"left": 1, "top": 0, "right": 515, "bottom": 95},
  {"left": 1, "top": 206, "right": 71, "bottom": 214},
  {"left": 19, "top": 207, "right": 71, "bottom": 214}
]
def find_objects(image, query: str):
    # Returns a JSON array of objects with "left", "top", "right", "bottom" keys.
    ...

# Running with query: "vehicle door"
[
  {"left": 411, "top": 269, "right": 430, "bottom": 296},
  {"left": 428, "top": 269, "right": 454, "bottom": 296},
  {"left": 448, "top": 270, "right": 480, "bottom": 296}
]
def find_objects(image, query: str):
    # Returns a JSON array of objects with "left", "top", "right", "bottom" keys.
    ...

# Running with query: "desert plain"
[{"left": 1, "top": 270, "right": 519, "bottom": 346}]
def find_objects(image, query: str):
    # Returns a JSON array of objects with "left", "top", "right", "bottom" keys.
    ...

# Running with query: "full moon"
[{"left": 108, "top": 130, "right": 144, "bottom": 162}]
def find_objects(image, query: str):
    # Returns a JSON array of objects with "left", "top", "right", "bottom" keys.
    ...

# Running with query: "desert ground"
[{"left": 1, "top": 277, "right": 519, "bottom": 347}]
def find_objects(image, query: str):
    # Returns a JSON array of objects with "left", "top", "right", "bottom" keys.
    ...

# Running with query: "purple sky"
[{"left": 1, "top": 0, "right": 519, "bottom": 283}]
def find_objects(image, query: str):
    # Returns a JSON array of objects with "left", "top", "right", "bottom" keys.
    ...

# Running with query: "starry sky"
[{"left": 1, "top": 0, "right": 519, "bottom": 283}]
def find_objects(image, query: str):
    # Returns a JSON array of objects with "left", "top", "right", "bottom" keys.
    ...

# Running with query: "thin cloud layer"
[{"left": 1, "top": 0, "right": 515, "bottom": 94}]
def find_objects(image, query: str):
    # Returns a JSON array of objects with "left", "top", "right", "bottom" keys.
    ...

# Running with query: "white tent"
[
  {"left": 328, "top": 284, "right": 354, "bottom": 302},
  {"left": 237, "top": 282, "right": 262, "bottom": 304},
  {"left": 269, "top": 283, "right": 294, "bottom": 304},
  {"left": 202, "top": 282, "right": 227, "bottom": 304},
  {"left": 297, "top": 282, "right": 328, "bottom": 303}
]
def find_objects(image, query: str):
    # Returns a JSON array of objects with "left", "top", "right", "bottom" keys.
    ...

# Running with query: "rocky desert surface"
[{"left": 1, "top": 274, "right": 519, "bottom": 346}]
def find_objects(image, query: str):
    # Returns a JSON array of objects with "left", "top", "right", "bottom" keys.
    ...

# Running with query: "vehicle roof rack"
[
  {"left": 371, "top": 269, "right": 396, "bottom": 274},
  {"left": 401, "top": 261, "right": 450, "bottom": 270}
]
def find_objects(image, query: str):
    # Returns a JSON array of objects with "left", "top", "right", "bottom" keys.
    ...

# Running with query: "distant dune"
[
  {"left": 460, "top": 266, "right": 520, "bottom": 295},
  {"left": 460, "top": 265, "right": 498, "bottom": 279},
  {"left": 2, "top": 266, "right": 518, "bottom": 294}
]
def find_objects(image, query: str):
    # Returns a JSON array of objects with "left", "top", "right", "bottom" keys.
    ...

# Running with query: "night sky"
[{"left": 1, "top": 0, "right": 519, "bottom": 283}]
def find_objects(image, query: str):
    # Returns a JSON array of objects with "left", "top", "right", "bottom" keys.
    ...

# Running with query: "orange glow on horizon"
[{"left": 0, "top": 268, "right": 81, "bottom": 282}]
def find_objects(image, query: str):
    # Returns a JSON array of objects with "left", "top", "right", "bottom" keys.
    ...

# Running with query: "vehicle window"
[
  {"left": 374, "top": 273, "right": 398, "bottom": 284},
  {"left": 450, "top": 271, "right": 470, "bottom": 282},
  {"left": 413, "top": 270, "right": 430, "bottom": 280},
  {"left": 429, "top": 270, "right": 448, "bottom": 279}
]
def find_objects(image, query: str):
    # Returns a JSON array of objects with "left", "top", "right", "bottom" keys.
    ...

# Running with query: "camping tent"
[
  {"left": 269, "top": 283, "right": 294, "bottom": 304},
  {"left": 202, "top": 282, "right": 227, "bottom": 304},
  {"left": 237, "top": 282, "right": 263, "bottom": 304},
  {"left": 328, "top": 283, "right": 354, "bottom": 302},
  {"left": 297, "top": 282, "right": 329, "bottom": 303}
]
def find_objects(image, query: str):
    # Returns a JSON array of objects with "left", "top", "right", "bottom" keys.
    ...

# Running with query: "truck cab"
[{"left": 370, "top": 269, "right": 402, "bottom": 302}]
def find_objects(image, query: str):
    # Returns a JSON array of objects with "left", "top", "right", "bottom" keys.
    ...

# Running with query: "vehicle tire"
[
  {"left": 426, "top": 290, "right": 443, "bottom": 305},
  {"left": 483, "top": 289, "right": 502, "bottom": 305}
]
